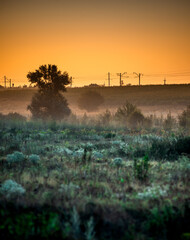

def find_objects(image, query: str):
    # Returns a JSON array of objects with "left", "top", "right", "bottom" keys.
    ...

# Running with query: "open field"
[
  {"left": 0, "top": 85, "right": 190, "bottom": 239},
  {"left": 0, "top": 84, "right": 190, "bottom": 117},
  {"left": 0, "top": 118, "right": 190, "bottom": 239}
]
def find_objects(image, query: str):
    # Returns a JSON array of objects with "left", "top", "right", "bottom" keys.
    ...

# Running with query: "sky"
[{"left": 0, "top": 0, "right": 190, "bottom": 87}]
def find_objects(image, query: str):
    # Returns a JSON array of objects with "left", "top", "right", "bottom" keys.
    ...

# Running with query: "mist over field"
[{"left": 0, "top": 84, "right": 190, "bottom": 118}]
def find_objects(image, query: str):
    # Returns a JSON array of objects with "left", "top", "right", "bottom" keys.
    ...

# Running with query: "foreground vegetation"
[{"left": 0, "top": 115, "right": 190, "bottom": 239}]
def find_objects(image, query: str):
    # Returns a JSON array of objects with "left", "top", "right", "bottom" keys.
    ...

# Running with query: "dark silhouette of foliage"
[
  {"left": 178, "top": 105, "right": 190, "bottom": 129},
  {"left": 0, "top": 112, "right": 26, "bottom": 121},
  {"left": 27, "top": 64, "right": 70, "bottom": 94},
  {"left": 78, "top": 90, "right": 104, "bottom": 112},
  {"left": 175, "top": 137, "right": 190, "bottom": 155},
  {"left": 27, "top": 64, "right": 71, "bottom": 120},
  {"left": 115, "top": 101, "right": 145, "bottom": 128},
  {"left": 163, "top": 112, "right": 176, "bottom": 130},
  {"left": 98, "top": 110, "right": 112, "bottom": 126},
  {"left": 27, "top": 91, "right": 71, "bottom": 121}
]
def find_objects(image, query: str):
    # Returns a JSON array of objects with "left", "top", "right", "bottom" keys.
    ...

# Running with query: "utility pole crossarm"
[
  {"left": 133, "top": 72, "right": 143, "bottom": 86},
  {"left": 117, "top": 72, "right": 128, "bottom": 86}
]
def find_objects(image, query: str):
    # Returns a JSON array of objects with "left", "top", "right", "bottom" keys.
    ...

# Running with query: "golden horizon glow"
[{"left": 1, "top": 0, "right": 190, "bottom": 87}]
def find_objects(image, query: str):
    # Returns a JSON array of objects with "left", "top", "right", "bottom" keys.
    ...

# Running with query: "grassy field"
[
  {"left": 0, "top": 118, "right": 190, "bottom": 239},
  {"left": 0, "top": 85, "right": 190, "bottom": 239},
  {"left": 0, "top": 84, "right": 190, "bottom": 117}
]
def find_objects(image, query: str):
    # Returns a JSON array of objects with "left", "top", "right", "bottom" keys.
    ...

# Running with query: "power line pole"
[
  {"left": 119, "top": 73, "right": 122, "bottom": 86},
  {"left": 108, "top": 72, "right": 110, "bottom": 86},
  {"left": 117, "top": 72, "right": 128, "bottom": 86},
  {"left": 4, "top": 76, "right": 6, "bottom": 88},
  {"left": 164, "top": 78, "right": 166, "bottom": 85},
  {"left": 133, "top": 72, "right": 143, "bottom": 86}
]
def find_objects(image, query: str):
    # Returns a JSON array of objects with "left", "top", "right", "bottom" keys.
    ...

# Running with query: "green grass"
[{"left": 0, "top": 119, "right": 190, "bottom": 239}]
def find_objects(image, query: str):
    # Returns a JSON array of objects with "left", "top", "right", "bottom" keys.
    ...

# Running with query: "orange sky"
[{"left": 0, "top": 0, "right": 190, "bottom": 87}]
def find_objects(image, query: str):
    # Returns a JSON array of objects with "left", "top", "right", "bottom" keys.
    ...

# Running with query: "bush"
[
  {"left": 163, "top": 112, "right": 176, "bottom": 130},
  {"left": 28, "top": 154, "right": 40, "bottom": 164},
  {"left": 134, "top": 155, "right": 149, "bottom": 181},
  {"left": 178, "top": 105, "right": 190, "bottom": 130},
  {"left": 0, "top": 112, "right": 26, "bottom": 122},
  {"left": 175, "top": 137, "right": 190, "bottom": 155},
  {"left": 113, "top": 157, "right": 123, "bottom": 167},
  {"left": 6, "top": 151, "right": 25, "bottom": 164},
  {"left": 98, "top": 110, "right": 112, "bottom": 126},
  {"left": 78, "top": 91, "right": 104, "bottom": 112},
  {"left": 0, "top": 179, "right": 26, "bottom": 198},
  {"left": 5, "top": 112, "right": 26, "bottom": 121},
  {"left": 114, "top": 101, "right": 145, "bottom": 128},
  {"left": 149, "top": 139, "right": 177, "bottom": 160}
]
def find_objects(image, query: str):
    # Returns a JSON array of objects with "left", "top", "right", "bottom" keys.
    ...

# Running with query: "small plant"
[
  {"left": 0, "top": 179, "right": 26, "bottom": 198},
  {"left": 178, "top": 105, "right": 190, "bottom": 130},
  {"left": 163, "top": 112, "right": 176, "bottom": 130},
  {"left": 92, "top": 151, "right": 103, "bottom": 160},
  {"left": 85, "top": 217, "right": 95, "bottom": 240},
  {"left": 59, "top": 183, "right": 80, "bottom": 199},
  {"left": 28, "top": 154, "right": 40, "bottom": 164},
  {"left": 134, "top": 155, "right": 149, "bottom": 181},
  {"left": 136, "top": 184, "right": 169, "bottom": 200},
  {"left": 71, "top": 207, "right": 81, "bottom": 240},
  {"left": 113, "top": 158, "right": 123, "bottom": 167},
  {"left": 6, "top": 151, "right": 25, "bottom": 164}
]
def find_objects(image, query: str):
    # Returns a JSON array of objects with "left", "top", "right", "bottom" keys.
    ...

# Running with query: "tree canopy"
[{"left": 27, "top": 64, "right": 71, "bottom": 94}]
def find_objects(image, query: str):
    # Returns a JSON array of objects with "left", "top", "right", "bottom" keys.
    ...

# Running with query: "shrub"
[
  {"left": 175, "top": 137, "right": 190, "bottom": 155},
  {"left": 92, "top": 151, "right": 103, "bottom": 160},
  {"left": 149, "top": 139, "right": 177, "bottom": 160},
  {"left": 5, "top": 112, "right": 26, "bottom": 122},
  {"left": 98, "top": 110, "right": 112, "bottom": 126},
  {"left": 134, "top": 155, "right": 149, "bottom": 181},
  {"left": 0, "top": 179, "right": 26, "bottom": 198},
  {"left": 85, "top": 217, "right": 95, "bottom": 240},
  {"left": 6, "top": 151, "right": 25, "bottom": 164},
  {"left": 78, "top": 90, "right": 104, "bottom": 112},
  {"left": 163, "top": 112, "right": 176, "bottom": 130},
  {"left": 114, "top": 101, "right": 145, "bottom": 128},
  {"left": 113, "top": 158, "right": 123, "bottom": 167},
  {"left": 178, "top": 105, "right": 190, "bottom": 129},
  {"left": 28, "top": 154, "right": 40, "bottom": 164}
]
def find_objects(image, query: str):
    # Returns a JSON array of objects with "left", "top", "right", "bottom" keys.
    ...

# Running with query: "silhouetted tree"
[
  {"left": 27, "top": 64, "right": 71, "bottom": 120},
  {"left": 78, "top": 90, "right": 104, "bottom": 112}
]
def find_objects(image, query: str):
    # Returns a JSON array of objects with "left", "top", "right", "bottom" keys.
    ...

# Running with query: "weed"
[{"left": 134, "top": 155, "right": 149, "bottom": 181}]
